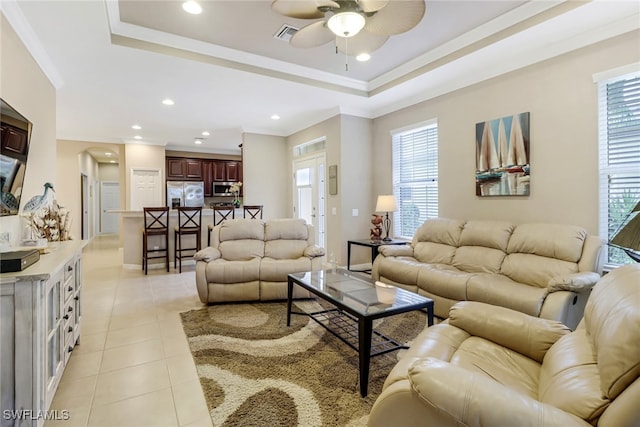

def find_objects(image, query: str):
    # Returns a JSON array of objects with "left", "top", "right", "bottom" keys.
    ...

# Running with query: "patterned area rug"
[{"left": 180, "top": 301, "right": 427, "bottom": 427}]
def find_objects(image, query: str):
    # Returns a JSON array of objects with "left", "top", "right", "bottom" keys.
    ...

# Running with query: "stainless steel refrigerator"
[{"left": 167, "top": 181, "right": 204, "bottom": 209}]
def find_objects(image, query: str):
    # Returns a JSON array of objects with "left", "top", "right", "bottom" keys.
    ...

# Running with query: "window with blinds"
[
  {"left": 598, "top": 71, "right": 640, "bottom": 267},
  {"left": 391, "top": 120, "right": 438, "bottom": 239}
]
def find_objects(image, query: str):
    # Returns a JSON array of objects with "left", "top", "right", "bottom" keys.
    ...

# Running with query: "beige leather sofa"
[
  {"left": 368, "top": 263, "right": 640, "bottom": 427},
  {"left": 194, "top": 218, "right": 325, "bottom": 303},
  {"left": 373, "top": 218, "right": 602, "bottom": 329}
]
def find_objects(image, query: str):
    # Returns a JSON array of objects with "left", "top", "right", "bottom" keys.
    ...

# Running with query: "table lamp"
[
  {"left": 610, "top": 200, "right": 640, "bottom": 262},
  {"left": 375, "top": 195, "right": 398, "bottom": 241}
]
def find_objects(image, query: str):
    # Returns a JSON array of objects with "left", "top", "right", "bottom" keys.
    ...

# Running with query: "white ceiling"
[{"left": 2, "top": 0, "right": 639, "bottom": 163}]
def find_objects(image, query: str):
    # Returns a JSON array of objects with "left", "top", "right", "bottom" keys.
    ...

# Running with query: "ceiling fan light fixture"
[{"left": 327, "top": 11, "right": 365, "bottom": 38}]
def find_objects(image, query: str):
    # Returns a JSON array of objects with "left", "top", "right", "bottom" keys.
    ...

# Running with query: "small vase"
[{"left": 233, "top": 199, "right": 241, "bottom": 208}]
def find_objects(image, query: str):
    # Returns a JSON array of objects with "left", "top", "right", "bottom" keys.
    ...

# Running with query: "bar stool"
[
  {"left": 243, "top": 205, "right": 263, "bottom": 219},
  {"left": 142, "top": 207, "right": 169, "bottom": 275},
  {"left": 207, "top": 205, "right": 235, "bottom": 246},
  {"left": 174, "top": 206, "right": 202, "bottom": 273}
]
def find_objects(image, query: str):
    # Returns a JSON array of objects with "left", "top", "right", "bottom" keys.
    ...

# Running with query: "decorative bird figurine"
[{"left": 23, "top": 182, "right": 55, "bottom": 213}]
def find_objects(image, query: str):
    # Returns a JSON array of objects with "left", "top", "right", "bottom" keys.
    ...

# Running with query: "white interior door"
[
  {"left": 293, "top": 154, "right": 326, "bottom": 248},
  {"left": 81, "top": 174, "right": 89, "bottom": 240},
  {"left": 100, "top": 181, "right": 120, "bottom": 234},
  {"left": 130, "top": 168, "right": 162, "bottom": 211}
]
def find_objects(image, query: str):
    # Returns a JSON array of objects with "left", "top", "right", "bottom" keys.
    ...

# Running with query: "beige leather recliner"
[
  {"left": 194, "top": 218, "right": 325, "bottom": 303},
  {"left": 368, "top": 263, "right": 640, "bottom": 427}
]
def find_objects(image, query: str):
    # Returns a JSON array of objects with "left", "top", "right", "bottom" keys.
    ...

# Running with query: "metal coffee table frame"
[{"left": 287, "top": 269, "right": 433, "bottom": 397}]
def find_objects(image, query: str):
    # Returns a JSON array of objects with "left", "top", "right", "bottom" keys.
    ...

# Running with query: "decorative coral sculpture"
[{"left": 370, "top": 214, "right": 383, "bottom": 241}]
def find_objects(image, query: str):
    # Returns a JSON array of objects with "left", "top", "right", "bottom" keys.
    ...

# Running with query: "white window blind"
[
  {"left": 598, "top": 71, "right": 640, "bottom": 266},
  {"left": 392, "top": 121, "right": 438, "bottom": 239}
]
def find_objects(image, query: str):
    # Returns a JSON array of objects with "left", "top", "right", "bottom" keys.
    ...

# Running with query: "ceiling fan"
[{"left": 271, "top": 0, "right": 426, "bottom": 57}]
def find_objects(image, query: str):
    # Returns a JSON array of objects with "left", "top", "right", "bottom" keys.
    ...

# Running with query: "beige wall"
[
  {"left": 1, "top": 15, "right": 56, "bottom": 245},
  {"left": 123, "top": 144, "right": 166, "bottom": 209},
  {"left": 242, "top": 133, "right": 288, "bottom": 219},
  {"left": 372, "top": 30, "right": 640, "bottom": 238},
  {"left": 99, "top": 163, "right": 120, "bottom": 182},
  {"left": 286, "top": 115, "right": 374, "bottom": 264},
  {"left": 56, "top": 140, "right": 123, "bottom": 241}
]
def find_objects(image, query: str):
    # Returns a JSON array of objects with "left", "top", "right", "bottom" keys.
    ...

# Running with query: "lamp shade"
[
  {"left": 610, "top": 200, "right": 640, "bottom": 253},
  {"left": 375, "top": 195, "right": 398, "bottom": 212},
  {"left": 327, "top": 11, "right": 365, "bottom": 38}
]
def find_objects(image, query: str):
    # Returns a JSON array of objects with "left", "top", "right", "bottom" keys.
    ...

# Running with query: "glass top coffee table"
[{"left": 287, "top": 268, "right": 434, "bottom": 397}]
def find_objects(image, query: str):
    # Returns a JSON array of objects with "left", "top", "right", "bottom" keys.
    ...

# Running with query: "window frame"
[
  {"left": 390, "top": 119, "right": 439, "bottom": 240},
  {"left": 596, "top": 66, "right": 640, "bottom": 269}
]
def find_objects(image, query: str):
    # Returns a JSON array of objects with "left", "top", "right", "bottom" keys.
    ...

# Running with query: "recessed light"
[
  {"left": 182, "top": 0, "right": 202, "bottom": 14},
  {"left": 132, "top": 124, "right": 141, "bottom": 130},
  {"left": 271, "top": 114, "right": 280, "bottom": 120},
  {"left": 105, "top": 152, "right": 112, "bottom": 156},
  {"left": 162, "top": 99, "right": 174, "bottom": 106},
  {"left": 202, "top": 131, "right": 210, "bottom": 136},
  {"left": 194, "top": 139, "right": 203, "bottom": 145},
  {"left": 356, "top": 53, "right": 370, "bottom": 62},
  {"left": 109, "top": 160, "right": 116, "bottom": 164},
  {"left": 134, "top": 135, "right": 142, "bottom": 140}
]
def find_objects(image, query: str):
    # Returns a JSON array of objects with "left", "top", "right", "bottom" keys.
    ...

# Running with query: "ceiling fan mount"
[{"left": 271, "top": 0, "right": 425, "bottom": 56}]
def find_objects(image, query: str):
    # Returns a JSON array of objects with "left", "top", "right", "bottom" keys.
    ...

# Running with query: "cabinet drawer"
[
  {"left": 64, "top": 259, "right": 76, "bottom": 282},
  {"left": 63, "top": 277, "right": 74, "bottom": 302}
]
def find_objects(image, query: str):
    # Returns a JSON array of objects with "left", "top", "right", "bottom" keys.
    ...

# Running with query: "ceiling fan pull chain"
[{"left": 345, "top": 38, "right": 349, "bottom": 72}]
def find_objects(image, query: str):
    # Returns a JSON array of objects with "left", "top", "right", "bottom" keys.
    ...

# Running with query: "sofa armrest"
[
  {"left": 449, "top": 301, "right": 570, "bottom": 363},
  {"left": 194, "top": 247, "right": 221, "bottom": 262},
  {"left": 378, "top": 244, "right": 413, "bottom": 257},
  {"left": 303, "top": 245, "right": 325, "bottom": 258},
  {"left": 409, "top": 358, "right": 591, "bottom": 427},
  {"left": 547, "top": 272, "right": 600, "bottom": 293}
]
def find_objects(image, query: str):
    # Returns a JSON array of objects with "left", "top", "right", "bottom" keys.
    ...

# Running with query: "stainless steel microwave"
[{"left": 212, "top": 182, "right": 235, "bottom": 196}]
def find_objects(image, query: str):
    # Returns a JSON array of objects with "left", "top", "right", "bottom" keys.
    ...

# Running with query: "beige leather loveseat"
[
  {"left": 194, "top": 218, "right": 325, "bottom": 303},
  {"left": 368, "top": 263, "right": 640, "bottom": 427},
  {"left": 373, "top": 218, "right": 602, "bottom": 329}
]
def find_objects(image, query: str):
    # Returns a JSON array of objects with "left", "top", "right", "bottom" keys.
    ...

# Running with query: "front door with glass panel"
[{"left": 293, "top": 155, "right": 326, "bottom": 248}]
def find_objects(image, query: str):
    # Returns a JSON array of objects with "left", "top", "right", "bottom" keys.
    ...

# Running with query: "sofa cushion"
[
  {"left": 219, "top": 240, "right": 265, "bottom": 261},
  {"left": 583, "top": 264, "right": 640, "bottom": 400},
  {"left": 376, "top": 256, "right": 424, "bottom": 287},
  {"left": 219, "top": 219, "right": 265, "bottom": 241},
  {"left": 507, "top": 223, "right": 587, "bottom": 263},
  {"left": 539, "top": 330, "right": 608, "bottom": 424},
  {"left": 260, "top": 257, "right": 312, "bottom": 282},
  {"left": 501, "top": 253, "right": 579, "bottom": 288},
  {"left": 413, "top": 242, "right": 456, "bottom": 264},
  {"left": 466, "top": 273, "right": 548, "bottom": 317},
  {"left": 265, "top": 218, "right": 308, "bottom": 241},
  {"left": 452, "top": 246, "right": 506, "bottom": 273},
  {"left": 459, "top": 220, "right": 515, "bottom": 251},
  {"left": 417, "top": 265, "right": 470, "bottom": 301},
  {"left": 413, "top": 218, "right": 464, "bottom": 247},
  {"left": 204, "top": 257, "right": 261, "bottom": 284},
  {"left": 264, "top": 240, "right": 308, "bottom": 259}
]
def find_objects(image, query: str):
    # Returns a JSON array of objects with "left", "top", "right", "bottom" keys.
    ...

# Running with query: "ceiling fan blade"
[
  {"left": 271, "top": 0, "right": 339, "bottom": 19},
  {"left": 336, "top": 31, "right": 389, "bottom": 55},
  {"left": 290, "top": 21, "right": 335, "bottom": 48},
  {"left": 364, "top": 0, "right": 425, "bottom": 35},
  {"left": 357, "top": 0, "right": 389, "bottom": 13}
]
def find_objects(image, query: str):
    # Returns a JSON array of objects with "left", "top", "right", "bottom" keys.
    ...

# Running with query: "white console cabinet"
[{"left": 1, "top": 240, "right": 86, "bottom": 427}]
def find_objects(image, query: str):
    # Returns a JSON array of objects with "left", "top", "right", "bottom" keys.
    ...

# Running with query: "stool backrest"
[
  {"left": 213, "top": 206, "right": 235, "bottom": 226},
  {"left": 144, "top": 207, "right": 169, "bottom": 231},
  {"left": 177, "top": 206, "right": 202, "bottom": 230},
  {"left": 243, "top": 205, "right": 263, "bottom": 219}
]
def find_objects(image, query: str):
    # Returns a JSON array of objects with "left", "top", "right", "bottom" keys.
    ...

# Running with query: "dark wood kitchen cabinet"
[
  {"left": 212, "top": 160, "right": 241, "bottom": 182},
  {"left": 166, "top": 157, "right": 203, "bottom": 180},
  {"left": 1, "top": 123, "right": 29, "bottom": 162}
]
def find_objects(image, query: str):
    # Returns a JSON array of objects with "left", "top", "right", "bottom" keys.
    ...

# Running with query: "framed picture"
[{"left": 475, "top": 112, "right": 530, "bottom": 196}]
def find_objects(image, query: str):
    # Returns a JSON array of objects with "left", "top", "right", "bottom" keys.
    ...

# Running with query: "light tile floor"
[{"left": 45, "top": 234, "right": 213, "bottom": 427}]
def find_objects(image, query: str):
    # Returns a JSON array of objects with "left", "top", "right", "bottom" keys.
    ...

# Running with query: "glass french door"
[{"left": 293, "top": 154, "right": 326, "bottom": 248}]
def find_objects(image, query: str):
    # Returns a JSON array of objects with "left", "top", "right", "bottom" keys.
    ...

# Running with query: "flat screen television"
[{"left": 0, "top": 99, "right": 32, "bottom": 216}]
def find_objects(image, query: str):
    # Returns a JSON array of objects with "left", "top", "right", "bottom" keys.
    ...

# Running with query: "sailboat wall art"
[{"left": 475, "top": 112, "right": 530, "bottom": 197}]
